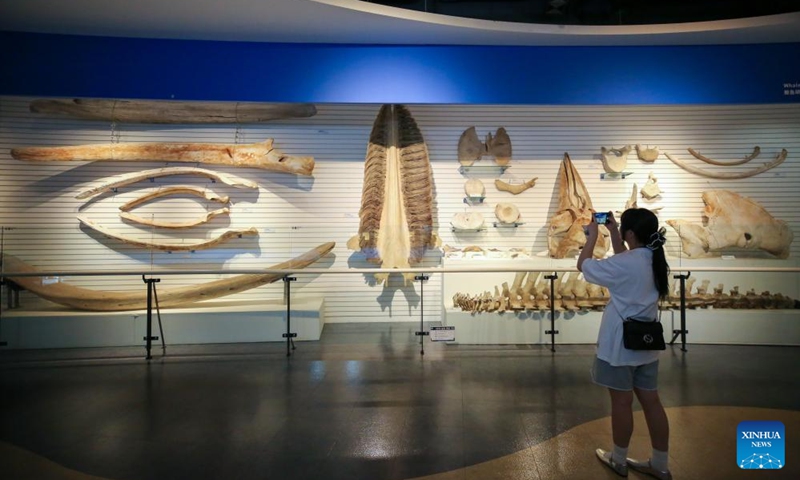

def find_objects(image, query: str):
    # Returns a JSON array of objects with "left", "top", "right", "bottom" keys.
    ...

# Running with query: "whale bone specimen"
[
  {"left": 641, "top": 172, "right": 662, "bottom": 200},
  {"left": 12, "top": 139, "right": 314, "bottom": 176},
  {"left": 635, "top": 144, "right": 660, "bottom": 162},
  {"left": 625, "top": 184, "right": 638, "bottom": 210},
  {"left": 600, "top": 145, "right": 633, "bottom": 173},
  {"left": 451, "top": 212, "right": 485, "bottom": 230},
  {"left": 688, "top": 146, "right": 760, "bottom": 166},
  {"left": 119, "top": 186, "right": 229, "bottom": 212},
  {"left": 666, "top": 190, "right": 793, "bottom": 258},
  {"left": 548, "top": 153, "right": 610, "bottom": 258},
  {"left": 347, "top": 104, "right": 438, "bottom": 285},
  {"left": 494, "top": 177, "right": 537, "bottom": 195},
  {"left": 0, "top": 242, "right": 334, "bottom": 311},
  {"left": 464, "top": 179, "right": 485, "bottom": 197},
  {"left": 78, "top": 216, "right": 258, "bottom": 252},
  {"left": 664, "top": 149, "right": 787, "bottom": 179},
  {"left": 28, "top": 98, "right": 318, "bottom": 123},
  {"left": 457, "top": 127, "right": 512, "bottom": 166},
  {"left": 495, "top": 203, "right": 521, "bottom": 224},
  {"left": 76, "top": 167, "right": 258, "bottom": 200},
  {"left": 120, "top": 207, "right": 230, "bottom": 229}
]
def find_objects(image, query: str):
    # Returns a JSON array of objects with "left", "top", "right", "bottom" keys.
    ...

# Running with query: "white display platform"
[
  {"left": 444, "top": 308, "right": 800, "bottom": 346},
  {"left": 0, "top": 297, "right": 325, "bottom": 350}
]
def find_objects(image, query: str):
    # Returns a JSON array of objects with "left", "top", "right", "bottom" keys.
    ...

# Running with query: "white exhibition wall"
[{"left": 1, "top": 97, "right": 799, "bottom": 326}]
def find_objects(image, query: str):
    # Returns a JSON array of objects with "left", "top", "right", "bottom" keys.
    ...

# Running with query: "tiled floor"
[{"left": 1, "top": 322, "right": 799, "bottom": 479}]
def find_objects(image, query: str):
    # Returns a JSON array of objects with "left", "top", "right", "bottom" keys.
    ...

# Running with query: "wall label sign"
[
  {"left": 784, "top": 82, "right": 800, "bottom": 96},
  {"left": 430, "top": 326, "right": 455, "bottom": 342}
]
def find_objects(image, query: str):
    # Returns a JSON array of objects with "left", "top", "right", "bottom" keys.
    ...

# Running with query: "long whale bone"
[
  {"left": 687, "top": 146, "right": 761, "bottom": 166},
  {"left": 664, "top": 149, "right": 787, "bottom": 179},
  {"left": 494, "top": 177, "right": 537, "bottom": 195},
  {"left": 76, "top": 167, "right": 258, "bottom": 200},
  {"left": 0, "top": 242, "right": 335, "bottom": 311},
  {"left": 78, "top": 216, "right": 257, "bottom": 251},
  {"left": 120, "top": 208, "right": 230, "bottom": 229},
  {"left": 119, "top": 186, "right": 229, "bottom": 212},
  {"left": 11, "top": 139, "right": 314, "bottom": 176}
]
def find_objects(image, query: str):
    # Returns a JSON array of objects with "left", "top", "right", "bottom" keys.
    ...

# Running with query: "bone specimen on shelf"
[
  {"left": 457, "top": 127, "right": 512, "bottom": 166},
  {"left": 663, "top": 149, "right": 787, "bottom": 179},
  {"left": 28, "top": 98, "right": 317, "bottom": 123},
  {"left": 462, "top": 245, "right": 485, "bottom": 253},
  {"left": 120, "top": 207, "right": 230, "bottom": 229},
  {"left": 347, "top": 105, "right": 439, "bottom": 285},
  {"left": 635, "top": 144, "right": 660, "bottom": 162},
  {"left": 451, "top": 212, "right": 485, "bottom": 230},
  {"left": 509, "top": 272, "right": 527, "bottom": 310},
  {"left": 688, "top": 146, "right": 760, "bottom": 166},
  {"left": 11, "top": 139, "right": 315, "bottom": 176},
  {"left": 640, "top": 172, "right": 662, "bottom": 200},
  {"left": 548, "top": 153, "right": 610, "bottom": 258},
  {"left": 600, "top": 145, "right": 633, "bottom": 173},
  {"left": 494, "top": 177, "right": 538, "bottom": 195},
  {"left": 667, "top": 190, "right": 793, "bottom": 258},
  {"left": 78, "top": 216, "right": 258, "bottom": 252},
  {"left": 119, "top": 186, "right": 229, "bottom": 212},
  {"left": 0, "top": 242, "right": 334, "bottom": 311},
  {"left": 625, "top": 184, "right": 638, "bottom": 210},
  {"left": 464, "top": 178, "right": 486, "bottom": 197},
  {"left": 495, "top": 203, "right": 521, "bottom": 224},
  {"left": 76, "top": 167, "right": 258, "bottom": 200}
]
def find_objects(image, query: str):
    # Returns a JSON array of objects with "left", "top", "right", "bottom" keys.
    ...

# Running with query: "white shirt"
[{"left": 582, "top": 248, "right": 661, "bottom": 367}]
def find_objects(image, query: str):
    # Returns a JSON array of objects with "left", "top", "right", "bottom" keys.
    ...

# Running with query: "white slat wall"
[{"left": 1, "top": 97, "right": 799, "bottom": 323}]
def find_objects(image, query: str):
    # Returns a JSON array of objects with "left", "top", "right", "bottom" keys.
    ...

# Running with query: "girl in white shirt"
[{"left": 578, "top": 208, "right": 672, "bottom": 480}]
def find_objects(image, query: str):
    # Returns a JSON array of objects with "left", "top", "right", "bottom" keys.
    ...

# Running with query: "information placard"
[{"left": 430, "top": 326, "right": 455, "bottom": 342}]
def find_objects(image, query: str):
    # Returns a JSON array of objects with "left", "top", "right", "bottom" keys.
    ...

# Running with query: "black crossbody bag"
[{"left": 622, "top": 306, "right": 666, "bottom": 351}]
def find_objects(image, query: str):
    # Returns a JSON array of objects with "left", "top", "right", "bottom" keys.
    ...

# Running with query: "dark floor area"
[{"left": 2, "top": 323, "right": 799, "bottom": 480}]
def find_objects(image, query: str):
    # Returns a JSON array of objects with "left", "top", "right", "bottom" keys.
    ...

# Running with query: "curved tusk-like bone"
[
  {"left": 119, "top": 186, "right": 229, "bottom": 212},
  {"left": 494, "top": 177, "right": 537, "bottom": 195},
  {"left": 687, "top": 146, "right": 761, "bottom": 166},
  {"left": 11, "top": 139, "right": 315, "bottom": 176},
  {"left": 664, "top": 149, "right": 787, "bottom": 179},
  {"left": 76, "top": 167, "right": 258, "bottom": 200},
  {"left": 0, "top": 242, "right": 335, "bottom": 311},
  {"left": 120, "top": 207, "right": 231, "bottom": 229},
  {"left": 78, "top": 216, "right": 258, "bottom": 251},
  {"left": 29, "top": 98, "right": 317, "bottom": 123}
]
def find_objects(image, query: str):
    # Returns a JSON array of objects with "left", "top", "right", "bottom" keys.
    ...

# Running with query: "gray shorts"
[{"left": 591, "top": 357, "right": 659, "bottom": 391}]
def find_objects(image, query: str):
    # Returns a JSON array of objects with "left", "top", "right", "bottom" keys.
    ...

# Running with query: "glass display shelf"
[
  {"left": 463, "top": 195, "right": 486, "bottom": 205},
  {"left": 451, "top": 226, "right": 488, "bottom": 233},
  {"left": 493, "top": 222, "right": 525, "bottom": 228},
  {"left": 599, "top": 171, "right": 633, "bottom": 180},
  {"left": 459, "top": 165, "right": 510, "bottom": 175}
]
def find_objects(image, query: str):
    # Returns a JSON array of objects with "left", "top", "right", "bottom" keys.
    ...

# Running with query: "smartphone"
[{"left": 593, "top": 212, "right": 609, "bottom": 225}]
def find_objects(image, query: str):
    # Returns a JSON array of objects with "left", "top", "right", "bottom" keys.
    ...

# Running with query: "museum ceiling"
[{"left": 364, "top": 0, "right": 800, "bottom": 25}]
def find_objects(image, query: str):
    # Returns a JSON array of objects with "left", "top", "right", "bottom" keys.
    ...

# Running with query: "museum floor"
[{"left": 1, "top": 322, "right": 799, "bottom": 480}]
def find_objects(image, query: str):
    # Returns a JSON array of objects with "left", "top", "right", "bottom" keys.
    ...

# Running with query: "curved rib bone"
[
  {"left": 664, "top": 149, "right": 787, "bottom": 179},
  {"left": 29, "top": 98, "right": 317, "bottom": 123},
  {"left": 76, "top": 167, "right": 258, "bottom": 200},
  {"left": 494, "top": 178, "right": 537, "bottom": 195},
  {"left": 0, "top": 242, "right": 335, "bottom": 311},
  {"left": 119, "top": 186, "right": 229, "bottom": 212},
  {"left": 688, "top": 146, "right": 760, "bottom": 166},
  {"left": 120, "top": 208, "right": 230, "bottom": 229},
  {"left": 12, "top": 139, "right": 314, "bottom": 176},
  {"left": 78, "top": 216, "right": 258, "bottom": 251}
]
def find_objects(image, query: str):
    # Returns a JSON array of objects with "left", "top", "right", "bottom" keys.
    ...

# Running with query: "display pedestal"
[
  {"left": 1, "top": 297, "right": 325, "bottom": 349},
  {"left": 444, "top": 308, "right": 604, "bottom": 344},
  {"left": 681, "top": 309, "right": 800, "bottom": 346}
]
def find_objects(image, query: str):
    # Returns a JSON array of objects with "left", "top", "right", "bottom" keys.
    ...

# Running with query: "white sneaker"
[
  {"left": 627, "top": 457, "right": 672, "bottom": 480},
  {"left": 596, "top": 448, "right": 628, "bottom": 477}
]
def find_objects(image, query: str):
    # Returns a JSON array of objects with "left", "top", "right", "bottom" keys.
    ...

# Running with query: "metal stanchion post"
[
  {"left": 669, "top": 272, "right": 690, "bottom": 352},
  {"left": 283, "top": 276, "right": 297, "bottom": 357},
  {"left": 142, "top": 275, "right": 161, "bottom": 360},
  {"left": 414, "top": 274, "right": 430, "bottom": 355},
  {"left": 545, "top": 273, "right": 559, "bottom": 352}
]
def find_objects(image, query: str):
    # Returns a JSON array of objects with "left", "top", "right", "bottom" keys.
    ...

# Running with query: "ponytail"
[{"left": 620, "top": 209, "right": 671, "bottom": 299}]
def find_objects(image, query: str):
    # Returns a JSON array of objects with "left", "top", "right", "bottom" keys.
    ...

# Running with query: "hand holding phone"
[{"left": 593, "top": 212, "right": 609, "bottom": 225}]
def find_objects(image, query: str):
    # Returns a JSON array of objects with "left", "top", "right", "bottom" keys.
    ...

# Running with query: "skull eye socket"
[{"left": 744, "top": 232, "right": 753, "bottom": 241}]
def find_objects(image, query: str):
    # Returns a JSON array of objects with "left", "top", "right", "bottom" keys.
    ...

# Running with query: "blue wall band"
[{"left": 2, "top": 31, "right": 799, "bottom": 105}]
